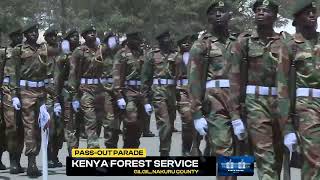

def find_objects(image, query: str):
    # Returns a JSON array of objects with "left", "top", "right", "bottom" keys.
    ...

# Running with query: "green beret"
[
  {"left": 81, "top": 25, "right": 96, "bottom": 37},
  {"left": 64, "top": 28, "right": 79, "bottom": 40},
  {"left": 156, "top": 30, "right": 170, "bottom": 41},
  {"left": 44, "top": 27, "right": 58, "bottom": 37},
  {"left": 291, "top": 0, "right": 316, "bottom": 16},
  {"left": 177, "top": 34, "right": 190, "bottom": 45},
  {"left": 22, "top": 22, "right": 39, "bottom": 33},
  {"left": 252, "top": 0, "right": 279, "bottom": 14},
  {"left": 207, "top": 1, "right": 231, "bottom": 14}
]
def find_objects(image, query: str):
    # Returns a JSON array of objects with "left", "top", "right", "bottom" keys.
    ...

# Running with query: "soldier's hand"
[
  {"left": 232, "top": 119, "right": 246, "bottom": 140},
  {"left": 144, "top": 103, "right": 153, "bottom": 116},
  {"left": 284, "top": 133, "right": 297, "bottom": 152},
  {"left": 117, "top": 98, "right": 126, "bottom": 110},
  {"left": 39, "top": 104, "right": 50, "bottom": 130},
  {"left": 54, "top": 103, "right": 62, "bottom": 117},
  {"left": 194, "top": 118, "right": 208, "bottom": 136},
  {"left": 12, "top": 97, "right": 21, "bottom": 110},
  {"left": 72, "top": 100, "right": 80, "bottom": 112}
]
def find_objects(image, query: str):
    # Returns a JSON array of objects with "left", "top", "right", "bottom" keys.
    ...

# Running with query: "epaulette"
[{"left": 151, "top": 48, "right": 160, "bottom": 52}]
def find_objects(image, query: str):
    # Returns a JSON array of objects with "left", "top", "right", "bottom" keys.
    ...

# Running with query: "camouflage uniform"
[
  {"left": 189, "top": 30, "right": 236, "bottom": 159},
  {"left": 277, "top": 2, "right": 320, "bottom": 179},
  {"left": 68, "top": 34, "right": 108, "bottom": 148},
  {"left": 141, "top": 31, "right": 177, "bottom": 155},
  {"left": 100, "top": 41, "right": 120, "bottom": 148},
  {"left": 229, "top": 29, "right": 285, "bottom": 179},
  {"left": 113, "top": 41, "right": 148, "bottom": 148},
  {"left": 11, "top": 40, "right": 48, "bottom": 158},
  {"left": 55, "top": 38, "right": 80, "bottom": 153},
  {"left": 44, "top": 28, "right": 64, "bottom": 166}
]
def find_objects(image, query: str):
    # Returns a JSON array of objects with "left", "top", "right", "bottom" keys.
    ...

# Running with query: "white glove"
[
  {"left": 117, "top": 98, "right": 126, "bottom": 110},
  {"left": 144, "top": 104, "right": 153, "bottom": 116},
  {"left": 96, "top": 37, "right": 101, "bottom": 46},
  {"left": 108, "top": 36, "right": 117, "bottom": 49},
  {"left": 39, "top": 104, "right": 50, "bottom": 129},
  {"left": 54, "top": 103, "right": 62, "bottom": 117},
  {"left": 72, "top": 100, "right": 80, "bottom": 112},
  {"left": 12, "top": 97, "right": 21, "bottom": 110},
  {"left": 61, "top": 40, "right": 70, "bottom": 54},
  {"left": 194, "top": 118, "right": 208, "bottom": 136},
  {"left": 284, "top": 133, "right": 297, "bottom": 152},
  {"left": 232, "top": 119, "right": 246, "bottom": 140}
]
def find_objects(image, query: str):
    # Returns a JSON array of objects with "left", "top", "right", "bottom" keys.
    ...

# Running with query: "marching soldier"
[
  {"left": 68, "top": 25, "right": 110, "bottom": 148},
  {"left": 113, "top": 30, "right": 149, "bottom": 148},
  {"left": 55, "top": 29, "right": 81, "bottom": 155},
  {"left": 99, "top": 32, "right": 121, "bottom": 148},
  {"left": 141, "top": 30, "right": 177, "bottom": 156},
  {"left": 11, "top": 22, "right": 50, "bottom": 177},
  {"left": 44, "top": 27, "right": 64, "bottom": 168},
  {"left": 2, "top": 25, "right": 25, "bottom": 174},
  {"left": 175, "top": 34, "right": 197, "bottom": 156},
  {"left": 189, "top": 1, "right": 238, "bottom": 179},
  {"left": 229, "top": 1, "right": 285, "bottom": 179},
  {"left": 278, "top": 1, "right": 320, "bottom": 179}
]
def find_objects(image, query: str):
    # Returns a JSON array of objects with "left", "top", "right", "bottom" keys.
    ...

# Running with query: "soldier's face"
[
  {"left": 128, "top": 37, "right": 143, "bottom": 50},
  {"left": 254, "top": 6, "right": 277, "bottom": 26},
  {"left": 180, "top": 40, "right": 191, "bottom": 52},
  {"left": 10, "top": 33, "right": 23, "bottom": 45},
  {"left": 69, "top": 33, "right": 79, "bottom": 45},
  {"left": 207, "top": 7, "right": 230, "bottom": 27},
  {"left": 24, "top": 28, "right": 39, "bottom": 42},
  {"left": 158, "top": 36, "right": 172, "bottom": 47},
  {"left": 84, "top": 30, "right": 97, "bottom": 43},
  {"left": 45, "top": 34, "right": 58, "bottom": 45},
  {"left": 295, "top": 7, "right": 318, "bottom": 29}
]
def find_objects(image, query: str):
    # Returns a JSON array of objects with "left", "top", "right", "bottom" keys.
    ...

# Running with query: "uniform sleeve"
[
  {"left": 141, "top": 52, "right": 154, "bottom": 104},
  {"left": 228, "top": 37, "right": 245, "bottom": 121},
  {"left": 67, "top": 48, "right": 82, "bottom": 101},
  {"left": 0, "top": 49, "right": 6, "bottom": 88},
  {"left": 112, "top": 50, "right": 126, "bottom": 100},
  {"left": 188, "top": 40, "right": 207, "bottom": 120},
  {"left": 10, "top": 47, "right": 21, "bottom": 97},
  {"left": 277, "top": 41, "right": 294, "bottom": 135},
  {"left": 54, "top": 54, "right": 67, "bottom": 102}
]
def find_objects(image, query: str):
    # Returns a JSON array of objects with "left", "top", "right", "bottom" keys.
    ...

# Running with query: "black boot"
[
  {"left": 142, "top": 131, "right": 155, "bottom": 137},
  {"left": 48, "top": 149, "right": 55, "bottom": 168},
  {"left": 16, "top": 153, "right": 24, "bottom": 173},
  {"left": 160, "top": 151, "right": 169, "bottom": 157},
  {"left": 9, "top": 153, "right": 23, "bottom": 174},
  {"left": 53, "top": 149, "right": 62, "bottom": 167},
  {"left": 27, "top": 156, "right": 42, "bottom": 178}
]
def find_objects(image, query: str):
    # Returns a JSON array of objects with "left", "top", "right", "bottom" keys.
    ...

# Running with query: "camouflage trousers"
[
  {"left": 96, "top": 88, "right": 119, "bottom": 148},
  {"left": 152, "top": 85, "right": 176, "bottom": 153},
  {"left": 123, "top": 88, "right": 148, "bottom": 148},
  {"left": 46, "top": 85, "right": 64, "bottom": 158},
  {"left": 2, "top": 85, "right": 24, "bottom": 154},
  {"left": 176, "top": 88, "right": 194, "bottom": 155},
  {"left": 20, "top": 87, "right": 46, "bottom": 156},
  {"left": 0, "top": 98, "right": 5, "bottom": 153},
  {"left": 296, "top": 97, "right": 320, "bottom": 180},
  {"left": 142, "top": 114, "right": 151, "bottom": 134},
  {"left": 80, "top": 84, "right": 115, "bottom": 148},
  {"left": 246, "top": 95, "right": 283, "bottom": 180}
]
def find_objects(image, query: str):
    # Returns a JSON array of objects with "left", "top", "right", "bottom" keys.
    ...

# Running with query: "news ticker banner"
[{"left": 67, "top": 149, "right": 255, "bottom": 176}]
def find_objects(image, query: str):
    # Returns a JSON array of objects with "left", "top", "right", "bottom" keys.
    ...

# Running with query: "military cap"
[
  {"left": 127, "top": 31, "right": 142, "bottom": 40},
  {"left": 177, "top": 34, "right": 191, "bottom": 45},
  {"left": 207, "top": 1, "right": 231, "bottom": 14},
  {"left": 22, "top": 22, "right": 39, "bottom": 33},
  {"left": 64, "top": 28, "right": 79, "bottom": 40},
  {"left": 81, "top": 25, "right": 96, "bottom": 37},
  {"left": 44, "top": 27, "right": 58, "bottom": 37},
  {"left": 252, "top": 0, "right": 279, "bottom": 14},
  {"left": 291, "top": 0, "right": 316, "bottom": 16},
  {"left": 156, "top": 30, "right": 170, "bottom": 41}
]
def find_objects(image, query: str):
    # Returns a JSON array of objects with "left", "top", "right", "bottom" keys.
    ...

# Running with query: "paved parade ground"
[{"left": 0, "top": 114, "right": 301, "bottom": 180}]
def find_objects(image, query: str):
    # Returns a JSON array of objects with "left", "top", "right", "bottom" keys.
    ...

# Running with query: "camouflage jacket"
[
  {"left": 175, "top": 51, "right": 189, "bottom": 90},
  {"left": 277, "top": 32, "right": 320, "bottom": 135},
  {"left": 102, "top": 47, "right": 119, "bottom": 90},
  {"left": 113, "top": 45, "right": 145, "bottom": 99},
  {"left": 68, "top": 44, "right": 106, "bottom": 101},
  {"left": 11, "top": 43, "right": 48, "bottom": 96},
  {"left": 189, "top": 31, "right": 235, "bottom": 120},
  {"left": 141, "top": 48, "right": 178, "bottom": 103},
  {"left": 229, "top": 30, "right": 283, "bottom": 121},
  {"left": 0, "top": 46, "right": 10, "bottom": 89}
]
